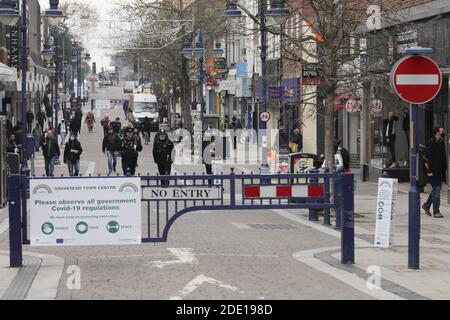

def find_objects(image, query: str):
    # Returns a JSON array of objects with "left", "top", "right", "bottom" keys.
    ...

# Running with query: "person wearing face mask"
[
  {"left": 64, "top": 133, "right": 83, "bottom": 176},
  {"left": 422, "top": 127, "right": 447, "bottom": 218},
  {"left": 153, "top": 129, "right": 174, "bottom": 186},
  {"left": 120, "top": 127, "right": 143, "bottom": 175}
]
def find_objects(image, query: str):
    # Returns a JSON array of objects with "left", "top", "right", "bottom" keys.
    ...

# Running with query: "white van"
[{"left": 129, "top": 94, "right": 159, "bottom": 131}]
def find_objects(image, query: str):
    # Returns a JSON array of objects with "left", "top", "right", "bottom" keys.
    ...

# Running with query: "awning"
[{"left": 0, "top": 62, "right": 18, "bottom": 83}]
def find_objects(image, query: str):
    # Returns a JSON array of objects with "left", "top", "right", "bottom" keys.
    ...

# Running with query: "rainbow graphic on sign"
[
  {"left": 119, "top": 183, "right": 139, "bottom": 193},
  {"left": 32, "top": 184, "right": 52, "bottom": 195}
]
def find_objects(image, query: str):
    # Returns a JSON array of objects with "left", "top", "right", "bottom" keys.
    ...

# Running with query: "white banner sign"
[
  {"left": 30, "top": 178, "right": 142, "bottom": 246},
  {"left": 143, "top": 187, "right": 221, "bottom": 200},
  {"left": 95, "top": 99, "right": 112, "bottom": 109},
  {"left": 219, "top": 80, "right": 236, "bottom": 94},
  {"left": 374, "top": 178, "right": 398, "bottom": 248}
]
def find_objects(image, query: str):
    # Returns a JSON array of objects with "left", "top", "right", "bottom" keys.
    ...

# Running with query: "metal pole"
[
  {"left": 408, "top": 103, "right": 420, "bottom": 269},
  {"left": 8, "top": 175, "right": 22, "bottom": 267},
  {"left": 341, "top": 173, "right": 355, "bottom": 264},
  {"left": 259, "top": 0, "right": 269, "bottom": 173},
  {"left": 54, "top": 33, "right": 59, "bottom": 131},
  {"left": 20, "top": 0, "right": 28, "bottom": 173}
]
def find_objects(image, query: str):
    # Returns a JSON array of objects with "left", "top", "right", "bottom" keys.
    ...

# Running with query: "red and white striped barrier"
[{"left": 244, "top": 185, "right": 324, "bottom": 199}]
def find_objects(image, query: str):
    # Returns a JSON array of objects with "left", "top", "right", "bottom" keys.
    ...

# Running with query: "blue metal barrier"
[{"left": 13, "top": 171, "right": 354, "bottom": 265}]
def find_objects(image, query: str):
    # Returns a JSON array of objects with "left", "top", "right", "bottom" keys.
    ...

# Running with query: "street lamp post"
[
  {"left": 181, "top": 33, "right": 224, "bottom": 162},
  {"left": 225, "top": 0, "right": 289, "bottom": 174}
]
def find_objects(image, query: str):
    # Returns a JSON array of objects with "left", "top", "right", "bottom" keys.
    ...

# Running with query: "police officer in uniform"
[
  {"left": 120, "top": 127, "right": 143, "bottom": 175},
  {"left": 153, "top": 129, "right": 174, "bottom": 185}
]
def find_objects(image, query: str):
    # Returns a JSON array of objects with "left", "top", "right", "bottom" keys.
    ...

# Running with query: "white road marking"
[
  {"left": 292, "top": 247, "right": 404, "bottom": 300},
  {"left": 147, "top": 248, "right": 198, "bottom": 269},
  {"left": 170, "top": 274, "right": 246, "bottom": 300},
  {"left": 232, "top": 222, "right": 253, "bottom": 230},
  {"left": 0, "top": 218, "right": 9, "bottom": 236},
  {"left": 396, "top": 74, "right": 439, "bottom": 85},
  {"left": 84, "top": 162, "right": 96, "bottom": 176}
]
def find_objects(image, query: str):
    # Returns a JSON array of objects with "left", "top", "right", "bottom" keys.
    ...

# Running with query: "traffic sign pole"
[
  {"left": 391, "top": 53, "right": 442, "bottom": 270},
  {"left": 409, "top": 103, "right": 420, "bottom": 269}
]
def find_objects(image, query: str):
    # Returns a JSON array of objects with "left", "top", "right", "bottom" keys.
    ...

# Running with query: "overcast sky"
[{"left": 40, "top": 0, "right": 125, "bottom": 69}]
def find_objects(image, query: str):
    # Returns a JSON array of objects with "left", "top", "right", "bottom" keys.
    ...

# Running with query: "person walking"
[
  {"left": 203, "top": 136, "right": 216, "bottom": 186},
  {"left": 102, "top": 126, "right": 121, "bottom": 174},
  {"left": 36, "top": 108, "right": 47, "bottom": 129},
  {"left": 120, "top": 127, "right": 143, "bottom": 176},
  {"left": 26, "top": 109, "right": 34, "bottom": 133},
  {"left": 123, "top": 98, "right": 129, "bottom": 120},
  {"left": 233, "top": 117, "right": 243, "bottom": 150},
  {"left": 422, "top": 127, "right": 447, "bottom": 218},
  {"left": 112, "top": 117, "right": 122, "bottom": 135},
  {"left": 32, "top": 123, "right": 45, "bottom": 152},
  {"left": 291, "top": 128, "right": 303, "bottom": 153},
  {"left": 42, "top": 131, "right": 60, "bottom": 177},
  {"left": 153, "top": 129, "right": 174, "bottom": 186},
  {"left": 57, "top": 119, "right": 68, "bottom": 146},
  {"left": 64, "top": 132, "right": 83, "bottom": 176},
  {"left": 101, "top": 115, "right": 111, "bottom": 137},
  {"left": 85, "top": 111, "right": 96, "bottom": 133}
]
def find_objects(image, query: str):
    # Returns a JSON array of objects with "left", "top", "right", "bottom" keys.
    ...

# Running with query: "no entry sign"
[{"left": 391, "top": 55, "right": 442, "bottom": 105}]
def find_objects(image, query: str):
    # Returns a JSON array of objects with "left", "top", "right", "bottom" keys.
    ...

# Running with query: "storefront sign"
[
  {"left": 374, "top": 178, "right": 398, "bottom": 248},
  {"left": 142, "top": 187, "right": 222, "bottom": 200},
  {"left": 219, "top": 80, "right": 236, "bottom": 94},
  {"left": 30, "top": 178, "right": 142, "bottom": 246},
  {"left": 236, "top": 62, "right": 248, "bottom": 77}
]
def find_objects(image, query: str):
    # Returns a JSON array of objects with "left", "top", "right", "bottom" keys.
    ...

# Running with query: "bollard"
[
  {"left": 323, "top": 168, "right": 331, "bottom": 226},
  {"left": 308, "top": 168, "right": 319, "bottom": 221},
  {"left": 333, "top": 172, "right": 342, "bottom": 230},
  {"left": 341, "top": 173, "right": 355, "bottom": 264},
  {"left": 230, "top": 168, "right": 236, "bottom": 206},
  {"left": 8, "top": 175, "right": 23, "bottom": 267}
]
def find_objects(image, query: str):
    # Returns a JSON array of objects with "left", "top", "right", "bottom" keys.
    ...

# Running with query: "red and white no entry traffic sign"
[
  {"left": 391, "top": 55, "right": 442, "bottom": 105},
  {"left": 259, "top": 111, "right": 271, "bottom": 122}
]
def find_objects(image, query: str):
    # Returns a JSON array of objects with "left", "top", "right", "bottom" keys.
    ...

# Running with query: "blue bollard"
[
  {"left": 8, "top": 175, "right": 23, "bottom": 267},
  {"left": 323, "top": 168, "right": 331, "bottom": 226},
  {"left": 308, "top": 168, "right": 319, "bottom": 221},
  {"left": 334, "top": 172, "right": 342, "bottom": 229},
  {"left": 341, "top": 173, "right": 355, "bottom": 264}
]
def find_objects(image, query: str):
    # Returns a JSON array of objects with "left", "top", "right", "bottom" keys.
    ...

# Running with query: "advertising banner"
[
  {"left": 374, "top": 178, "right": 398, "bottom": 248},
  {"left": 30, "top": 177, "right": 142, "bottom": 246}
]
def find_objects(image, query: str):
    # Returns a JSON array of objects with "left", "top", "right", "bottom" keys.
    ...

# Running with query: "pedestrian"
[
  {"left": 321, "top": 139, "right": 350, "bottom": 172},
  {"left": 290, "top": 128, "right": 303, "bottom": 153},
  {"left": 32, "top": 123, "right": 45, "bottom": 152},
  {"left": 142, "top": 116, "right": 152, "bottom": 144},
  {"left": 85, "top": 111, "right": 96, "bottom": 133},
  {"left": 203, "top": 136, "right": 216, "bottom": 186},
  {"left": 232, "top": 117, "right": 243, "bottom": 150},
  {"left": 57, "top": 119, "right": 67, "bottom": 146},
  {"left": 152, "top": 129, "right": 174, "bottom": 186},
  {"left": 123, "top": 98, "right": 129, "bottom": 120},
  {"left": 75, "top": 109, "right": 83, "bottom": 135},
  {"left": 102, "top": 125, "right": 121, "bottom": 174},
  {"left": 42, "top": 130, "right": 60, "bottom": 177},
  {"left": 63, "top": 132, "right": 83, "bottom": 177},
  {"left": 36, "top": 108, "right": 46, "bottom": 129},
  {"left": 12, "top": 122, "right": 23, "bottom": 148},
  {"left": 70, "top": 115, "right": 81, "bottom": 137},
  {"left": 422, "top": 127, "right": 447, "bottom": 218},
  {"left": 7, "top": 133, "right": 20, "bottom": 154},
  {"left": 112, "top": 117, "right": 122, "bottom": 134},
  {"left": 101, "top": 114, "right": 111, "bottom": 137},
  {"left": 120, "top": 127, "right": 143, "bottom": 176},
  {"left": 26, "top": 109, "right": 34, "bottom": 134}
]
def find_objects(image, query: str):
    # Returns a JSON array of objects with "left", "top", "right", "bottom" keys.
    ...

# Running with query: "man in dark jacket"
[
  {"left": 42, "top": 131, "right": 60, "bottom": 177},
  {"left": 26, "top": 109, "right": 34, "bottom": 133},
  {"left": 153, "top": 129, "right": 174, "bottom": 185},
  {"left": 120, "top": 127, "right": 143, "bottom": 175},
  {"left": 112, "top": 117, "right": 122, "bottom": 134},
  {"left": 422, "top": 127, "right": 447, "bottom": 218},
  {"left": 36, "top": 109, "right": 47, "bottom": 129},
  {"left": 102, "top": 126, "right": 121, "bottom": 174},
  {"left": 64, "top": 133, "right": 83, "bottom": 176}
]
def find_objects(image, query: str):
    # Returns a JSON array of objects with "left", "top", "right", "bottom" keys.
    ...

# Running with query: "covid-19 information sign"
[{"left": 30, "top": 177, "right": 142, "bottom": 246}]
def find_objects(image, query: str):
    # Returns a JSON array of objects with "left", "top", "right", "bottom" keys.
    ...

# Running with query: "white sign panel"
[
  {"left": 143, "top": 187, "right": 221, "bottom": 200},
  {"left": 30, "top": 178, "right": 142, "bottom": 246},
  {"left": 374, "top": 178, "right": 398, "bottom": 248},
  {"left": 219, "top": 80, "right": 236, "bottom": 94},
  {"left": 95, "top": 99, "right": 112, "bottom": 109},
  {"left": 212, "top": 160, "right": 223, "bottom": 185}
]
